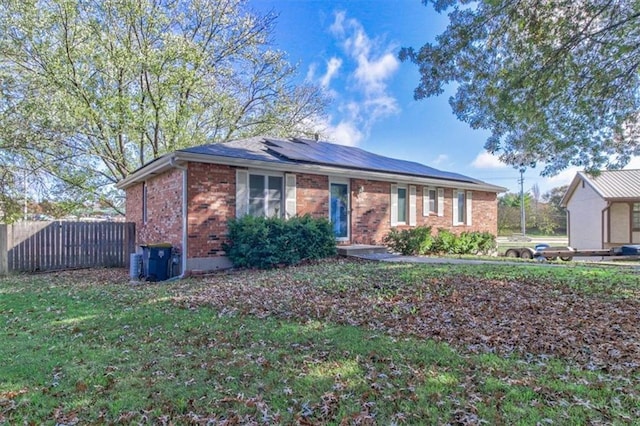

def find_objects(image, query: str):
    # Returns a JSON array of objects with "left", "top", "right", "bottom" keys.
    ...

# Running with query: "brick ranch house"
[{"left": 116, "top": 137, "right": 506, "bottom": 274}]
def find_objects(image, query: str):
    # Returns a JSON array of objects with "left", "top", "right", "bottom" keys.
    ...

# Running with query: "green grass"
[{"left": 1, "top": 262, "right": 639, "bottom": 424}]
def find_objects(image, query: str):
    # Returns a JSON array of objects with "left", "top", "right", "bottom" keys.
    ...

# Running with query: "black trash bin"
[{"left": 141, "top": 243, "right": 172, "bottom": 282}]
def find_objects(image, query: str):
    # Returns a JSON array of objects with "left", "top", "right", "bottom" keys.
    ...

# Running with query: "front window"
[
  {"left": 249, "top": 174, "right": 282, "bottom": 217},
  {"left": 457, "top": 190, "right": 466, "bottom": 224},
  {"left": 428, "top": 188, "right": 437, "bottom": 214},
  {"left": 397, "top": 187, "right": 407, "bottom": 223},
  {"left": 633, "top": 203, "right": 640, "bottom": 231}
]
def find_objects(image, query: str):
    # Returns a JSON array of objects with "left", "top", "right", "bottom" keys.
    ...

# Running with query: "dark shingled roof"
[{"left": 181, "top": 137, "right": 482, "bottom": 184}]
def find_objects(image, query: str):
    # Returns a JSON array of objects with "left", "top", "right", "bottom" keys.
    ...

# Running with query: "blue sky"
[{"left": 250, "top": 0, "right": 640, "bottom": 196}]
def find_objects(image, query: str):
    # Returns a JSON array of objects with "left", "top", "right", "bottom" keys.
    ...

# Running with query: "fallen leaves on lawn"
[{"left": 189, "top": 259, "right": 640, "bottom": 373}]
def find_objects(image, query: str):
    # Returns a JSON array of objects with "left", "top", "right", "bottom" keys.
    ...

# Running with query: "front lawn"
[{"left": 1, "top": 260, "right": 639, "bottom": 424}]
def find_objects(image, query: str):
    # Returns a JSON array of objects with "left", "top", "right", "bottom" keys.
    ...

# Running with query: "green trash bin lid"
[{"left": 142, "top": 242, "right": 172, "bottom": 248}]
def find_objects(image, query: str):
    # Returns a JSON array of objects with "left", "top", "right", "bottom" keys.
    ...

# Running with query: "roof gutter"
[{"left": 116, "top": 154, "right": 175, "bottom": 190}]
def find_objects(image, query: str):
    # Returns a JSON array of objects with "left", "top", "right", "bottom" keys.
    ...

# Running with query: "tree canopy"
[
  {"left": 400, "top": 0, "right": 640, "bottom": 176},
  {"left": 0, "top": 0, "right": 326, "bottom": 212}
]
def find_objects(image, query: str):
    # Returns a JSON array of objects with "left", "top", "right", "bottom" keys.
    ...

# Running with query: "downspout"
[
  {"left": 601, "top": 202, "right": 611, "bottom": 249},
  {"left": 169, "top": 156, "right": 188, "bottom": 279}
]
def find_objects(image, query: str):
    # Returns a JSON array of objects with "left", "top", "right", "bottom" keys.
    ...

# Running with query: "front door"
[{"left": 330, "top": 181, "right": 349, "bottom": 241}]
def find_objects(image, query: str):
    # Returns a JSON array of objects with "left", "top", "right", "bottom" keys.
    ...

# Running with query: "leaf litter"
[
  {"left": 3, "top": 260, "right": 640, "bottom": 424},
  {"left": 188, "top": 259, "right": 640, "bottom": 374}
]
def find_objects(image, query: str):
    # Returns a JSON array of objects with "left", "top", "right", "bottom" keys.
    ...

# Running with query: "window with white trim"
[
  {"left": 428, "top": 188, "right": 437, "bottom": 214},
  {"left": 424, "top": 187, "right": 438, "bottom": 215},
  {"left": 453, "top": 189, "right": 473, "bottom": 226},
  {"left": 397, "top": 186, "right": 407, "bottom": 223},
  {"left": 237, "top": 170, "right": 296, "bottom": 218},
  {"left": 249, "top": 173, "right": 283, "bottom": 217},
  {"left": 391, "top": 184, "right": 417, "bottom": 226},
  {"left": 633, "top": 203, "right": 640, "bottom": 231},
  {"left": 457, "top": 190, "right": 466, "bottom": 224}
]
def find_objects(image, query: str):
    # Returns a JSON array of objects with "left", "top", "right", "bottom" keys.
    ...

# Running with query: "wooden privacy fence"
[{"left": 0, "top": 221, "right": 136, "bottom": 275}]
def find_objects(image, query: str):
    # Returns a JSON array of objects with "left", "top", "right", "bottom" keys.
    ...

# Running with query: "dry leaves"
[{"left": 189, "top": 259, "right": 640, "bottom": 373}]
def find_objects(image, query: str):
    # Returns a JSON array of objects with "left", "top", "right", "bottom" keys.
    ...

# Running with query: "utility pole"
[{"left": 519, "top": 166, "right": 526, "bottom": 236}]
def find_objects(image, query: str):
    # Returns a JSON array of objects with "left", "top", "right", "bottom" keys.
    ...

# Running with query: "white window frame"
[
  {"left": 397, "top": 186, "right": 408, "bottom": 224},
  {"left": 423, "top": 186, "right": 441, "bottom": 216},
  {"left": 453, "top": 189, "right": 473, "bottom": 226},
  {"left": 391, "top": 184, "right": 417, "bottom": 226},
  {"left": 237, "top": 169, "right": 285, "bottom": 218},
  {"left": 284, "top": 173, "right": 297, "bottom": 219}
]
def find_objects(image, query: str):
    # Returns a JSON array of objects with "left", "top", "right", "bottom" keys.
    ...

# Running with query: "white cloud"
[
  {"left": 354, "top": 52, "right": 399, "bottom": 95},
  {"left": 309, "top": 11, "right": 400, "bottom": 146},
  {"left": 431, "top": 154, "right": 449, "bottom": 167},
  {"left": 329, "top": 120, "right": 364, "bottom": 146},
  {"left": 320, "top": 57, "right": 342, "bottom": 89},
  {"left": 303, "top": 113, "right": 363, "bottom": 147},
  {"left": 329, "top": 10, "right": 346, "bottom": 36},
  {"left": 471, "top": 151, "right": 508, "bottom": 169},
  {"left": 545, "top": 167, "right": 579, "bottom": 185},
  {"left": 537, "top": 156, "right": 640, "bottom": 193},
  {"left": 305, "top": 63, "right": 317, "bottom": 82},
  {"left": 624, "top": 156, "right": 640, "bottom": 169},
  {"left": 336, "top": 13, "right": 399, "bottom": 102},
  {"left": 363, "top": 95, "right": 398, "bottom": 121}
]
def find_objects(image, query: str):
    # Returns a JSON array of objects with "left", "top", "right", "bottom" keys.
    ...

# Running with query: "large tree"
[
  {"left": 0, "top": 0, "right": 326, "bottom": 211},
  {"left": 400, "top": 0, "right": 640, "bottom": 176}
]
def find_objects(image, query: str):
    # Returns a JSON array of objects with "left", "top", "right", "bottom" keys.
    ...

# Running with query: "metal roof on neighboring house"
[
  {"left": 578, "top": 169, "right": 640, "bottom": 199},
  {"left": 117, "top": 136, "right": 506, "bottom": 192},
  {"left": 562, "top": 169, "right": 640, "bottom": 206}
]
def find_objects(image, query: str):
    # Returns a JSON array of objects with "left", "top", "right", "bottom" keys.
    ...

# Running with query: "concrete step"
[{"left": 337, "top": 244, "right": 388, "bottom": 257}]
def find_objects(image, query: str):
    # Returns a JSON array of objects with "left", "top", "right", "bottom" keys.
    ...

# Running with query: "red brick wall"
[
  {"left": 415, "top": 188, "right": 498, "bottom": 235},
  {"left": 296, "top": 173, "right": 329, "bottom": 217},
  {"left": 350, "top": 181, "right": 498, "bottom": 244},
  {"left": 351, "top": 179, "right": 391, "bottom": 244},
  {"left": 186, "top": 163, "right": 235, "bottom": 258},
  {"left": 125, "top": 165, "right": 499, "bottom": 264},
  {"left": 125, "top": 184, "right": 142, "bottom": 229},
  {"left": 125, "top": 168, "right": 183, "bottom": 248},
  {"left": 467, "top": 190, "right": 499, "bottom": 235}
]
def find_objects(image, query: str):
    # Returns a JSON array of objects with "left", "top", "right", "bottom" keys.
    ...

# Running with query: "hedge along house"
[
  {"left": 117, "top": 137, "right": 506, "bottom": 274},
  {"left": 561, "top": 170, "right": 640, "bottom": 249}
]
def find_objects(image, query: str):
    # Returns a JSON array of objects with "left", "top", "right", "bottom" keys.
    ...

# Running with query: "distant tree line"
[{"left": 498, "top": 185, "right": 567, "bottom": 236}]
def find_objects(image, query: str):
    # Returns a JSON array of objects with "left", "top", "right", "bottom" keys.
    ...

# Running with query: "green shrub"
[
  {"left": 383, "top": 226, "right": 434, "bottom": 255},
  {"left": 384, "top": 227, "right": 497, "bottom": 256},
  {"left": 434, "top": 229, "right": 497, "bottom": 255},
  {"left": 453, "top": 231, "right": 475, "bottom": 254},
  {"left": 474, "top": 231, "right": 497, "bottom": 254},
  {"left": 223, "top": 214, "right": 336, "bottom": 269},
  {"left": 432, "top": 228, "right": 457, "bottom": 254}
]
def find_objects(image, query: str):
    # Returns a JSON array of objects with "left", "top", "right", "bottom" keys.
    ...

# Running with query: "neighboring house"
[
  {"left": 117, "top": 137, "right": 506, "bottom": 273},
  {"left": 561, "top": 170, "right": 640, "bottom": 249}
]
